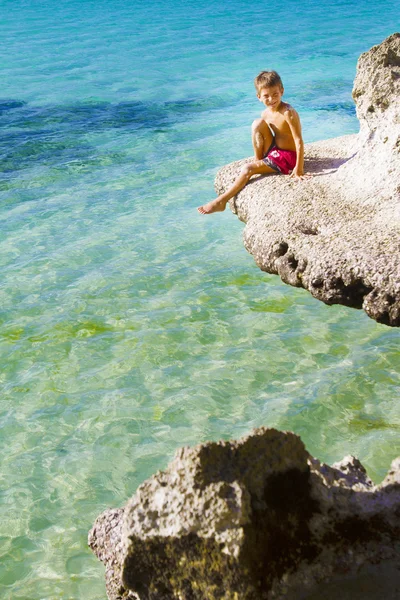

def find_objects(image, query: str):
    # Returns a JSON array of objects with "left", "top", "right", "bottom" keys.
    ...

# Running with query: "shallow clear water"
[{"left": 1, "top": 0, "right": 400, "bottom": 597}]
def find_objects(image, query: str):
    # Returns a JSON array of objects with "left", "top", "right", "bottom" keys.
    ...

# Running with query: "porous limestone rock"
[
  {"left": 89, "top": 428, "right": 400, "bottom": 599},
  {"left": 215, "top": 33, "right": 400, "bottom": 326}
]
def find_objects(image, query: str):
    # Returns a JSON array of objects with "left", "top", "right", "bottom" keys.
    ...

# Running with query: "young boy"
[{"left": 198, "top": 70, "right": 308, "bottom": 215}]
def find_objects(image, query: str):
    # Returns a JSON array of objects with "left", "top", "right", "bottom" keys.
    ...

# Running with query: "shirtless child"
[{"left": 198, "top": 70, "right": 309, "bottom": 215}]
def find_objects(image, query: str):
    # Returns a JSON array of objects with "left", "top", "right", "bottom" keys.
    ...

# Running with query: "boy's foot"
[{"left": 197, "top": 199, "right": 227, "bottom": 214}]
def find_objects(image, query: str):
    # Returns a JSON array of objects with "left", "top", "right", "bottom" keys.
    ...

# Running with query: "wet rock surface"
[
  {"left": 89, "top": 428, "right": 400, "bottom": 599},
  {"left": 215, "top": 34, "right": 400, "bottom": 326}
]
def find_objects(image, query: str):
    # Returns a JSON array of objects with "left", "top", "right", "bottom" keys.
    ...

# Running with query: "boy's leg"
[
  {"left": 198, "top": 160, "right": 276, "bottom": 214},
  {"left": 252, "top": 118, "right": 274, "bottom": 160}
]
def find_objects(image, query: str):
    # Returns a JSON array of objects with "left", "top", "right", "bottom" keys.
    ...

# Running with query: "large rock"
[
  {"left": 215, "top": 34, "right": 400, "bottom": 326},
  {"left": 89, "top": 428, "right": 400, "bottom": 599}
]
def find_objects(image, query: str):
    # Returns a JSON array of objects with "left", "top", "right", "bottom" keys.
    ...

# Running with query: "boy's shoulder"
[
  {"left": 279, "top": 102, "right": 298, "bottom": 117},
  {"left": 279, "top": 103, "right": 301, "bottom": 128},
  {"left": 262, "top": 102, "right": 299, "bottom": 120}
]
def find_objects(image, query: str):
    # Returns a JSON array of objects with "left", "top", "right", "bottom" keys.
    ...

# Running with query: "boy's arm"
[{"left": 284, "top": 108, "right": 307, "bottom": 178}]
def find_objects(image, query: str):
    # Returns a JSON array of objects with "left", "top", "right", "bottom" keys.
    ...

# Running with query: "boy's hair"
[{"left": 254, "top": 71, "right": 283, "bottom": 93}]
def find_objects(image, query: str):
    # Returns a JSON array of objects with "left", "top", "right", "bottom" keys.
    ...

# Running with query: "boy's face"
[{"left": 257, "top": 85, "right": 284, "bottom": 109}]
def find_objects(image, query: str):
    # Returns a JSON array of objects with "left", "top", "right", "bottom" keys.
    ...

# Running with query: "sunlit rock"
[{"left": 216, "top": 33, "right": 400, "bottom": 326}]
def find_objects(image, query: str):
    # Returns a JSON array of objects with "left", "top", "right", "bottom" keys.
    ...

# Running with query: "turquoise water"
[{"left": 1, "top": 0, "right": 400, "bottom": 597}]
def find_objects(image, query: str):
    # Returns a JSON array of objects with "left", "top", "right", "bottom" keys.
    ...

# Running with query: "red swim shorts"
[{"left": 263, "top": 144, "right": 297, "bottom": 175}]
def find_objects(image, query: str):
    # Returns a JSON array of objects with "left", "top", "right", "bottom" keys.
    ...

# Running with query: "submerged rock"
[
  {"left": 89, "top": 428, "right": 400, "bottom": 599},
  {"left": 215, "top": 33, "right": 400, "bottom": 326}
]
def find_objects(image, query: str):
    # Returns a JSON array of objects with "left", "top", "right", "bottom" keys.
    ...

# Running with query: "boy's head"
[
  {"left": 254, "top": 71, "right": 284, "bottom": 108},
  {"left": 254, "top": 70, "right": 283, "bottom": 94}
]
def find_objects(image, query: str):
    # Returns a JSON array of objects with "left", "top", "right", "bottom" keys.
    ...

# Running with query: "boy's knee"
[
  {"left": 241, "top": 163, "right": 256, "bottom": 177},
  {"left": 251, "top": 118, "right": 264, "bottom": 132}
]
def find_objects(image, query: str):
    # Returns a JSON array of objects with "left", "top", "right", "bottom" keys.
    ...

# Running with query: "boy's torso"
[{"left": 262, "top": 102, "right": 296, "bottom": 152}]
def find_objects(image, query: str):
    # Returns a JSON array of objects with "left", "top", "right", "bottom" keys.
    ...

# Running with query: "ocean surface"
[{"left": 1, "top": 1, "right": 400, "bottom": 597}]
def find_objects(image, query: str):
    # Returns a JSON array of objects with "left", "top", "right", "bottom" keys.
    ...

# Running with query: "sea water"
[{"left": 1, "top": 0, "right": 400, "bottom": 597}]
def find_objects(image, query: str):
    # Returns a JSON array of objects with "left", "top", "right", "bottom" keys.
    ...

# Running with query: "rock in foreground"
[
  {"left": 89, "top": 428, "right": 400, "bottom": 599},
  {"left": 215, "top": 34, "right": 400, "bottom": 326}
]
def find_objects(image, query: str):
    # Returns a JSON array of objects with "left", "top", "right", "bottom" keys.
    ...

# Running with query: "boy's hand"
[{"left": 288, "top": 170, "right": 312, "bottom": 180}]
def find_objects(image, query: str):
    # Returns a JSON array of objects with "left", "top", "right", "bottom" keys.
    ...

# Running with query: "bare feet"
[{"left": 197, "top": 198, "right": 227, "bottom": 214}]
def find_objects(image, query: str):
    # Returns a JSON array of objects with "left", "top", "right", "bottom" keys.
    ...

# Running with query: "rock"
[
  {"left": 88, "top": 427, "right": 400, "bottom": 599},
  {"left": 88, "top": 508, "right": 138, "bottom": 600},
  {"left": 215, "top": 33, "right": 400, "bottom": 326}
]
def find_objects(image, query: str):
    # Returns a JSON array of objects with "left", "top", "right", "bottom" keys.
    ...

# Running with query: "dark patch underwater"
[{"left": 0, "top": 95, "right": 241, "bottom": 177}]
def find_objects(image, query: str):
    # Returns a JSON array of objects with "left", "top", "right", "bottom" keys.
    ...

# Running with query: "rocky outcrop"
[
  {"left": 215, "top": 34, "right": 400, "bottom": 326},
  {"left": 89, "top": 428, "right": 400, "bottom": 599}
]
